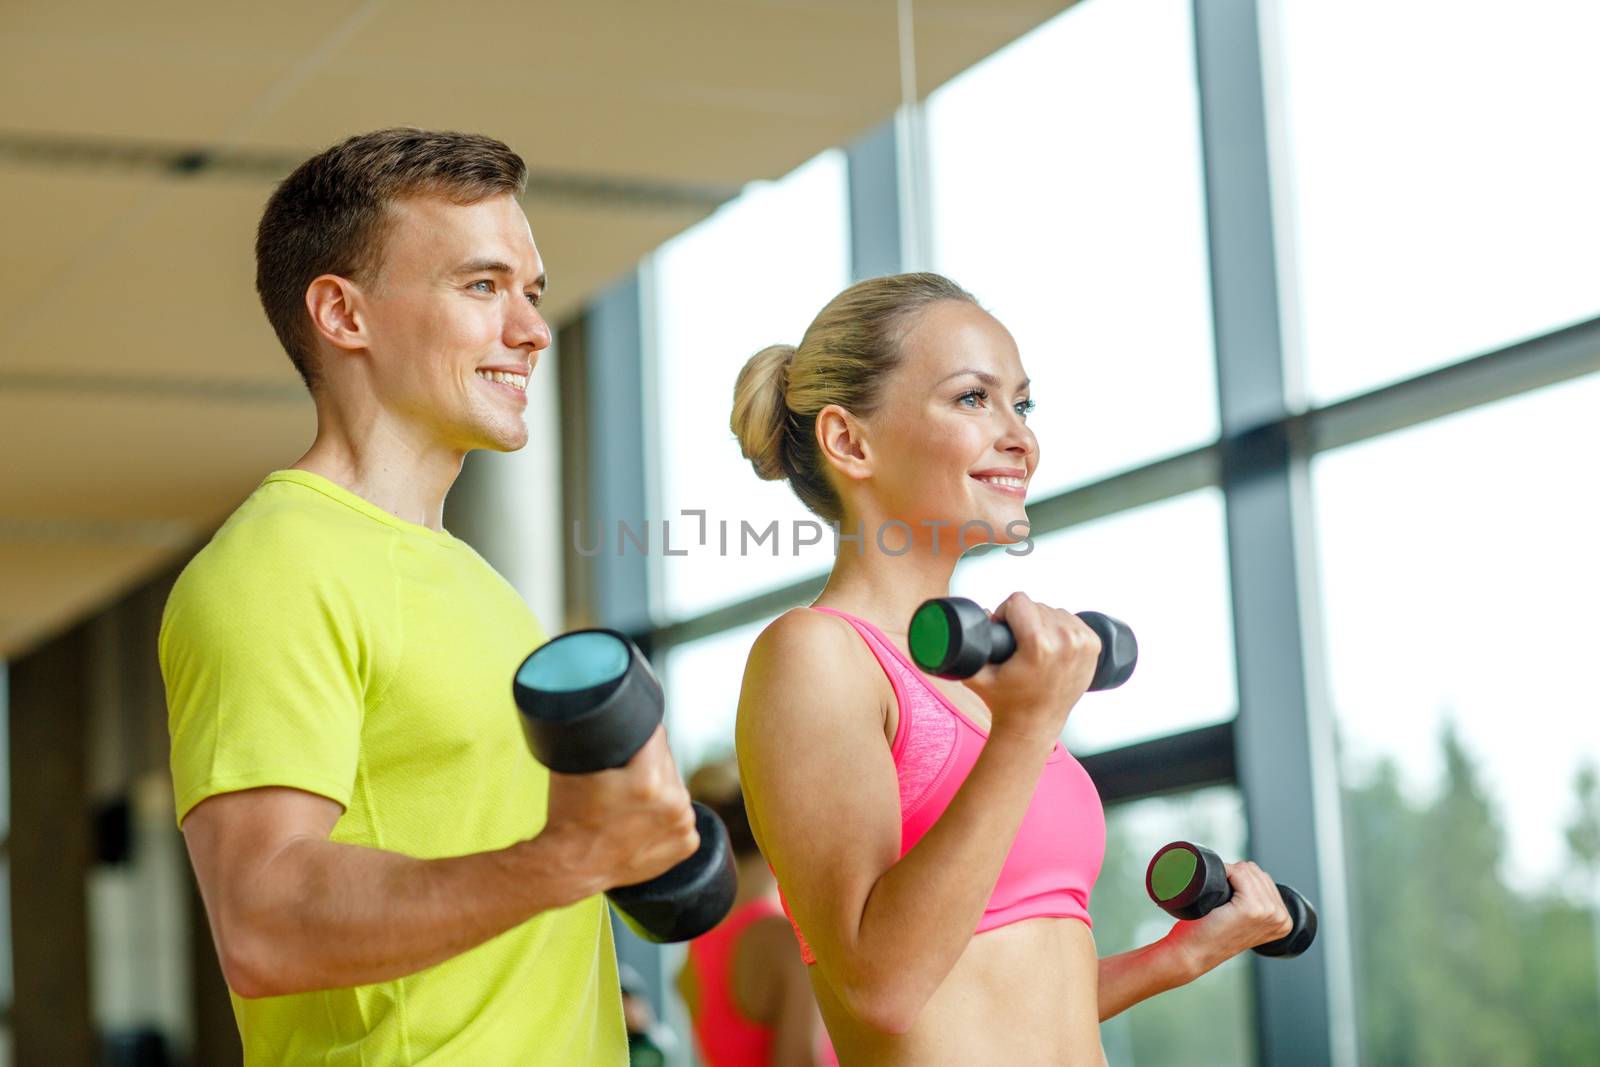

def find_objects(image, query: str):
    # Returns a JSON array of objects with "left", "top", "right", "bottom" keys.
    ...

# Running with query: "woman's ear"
[
  {"left": 305, "top": 274, "right": 370, "bottom": 355},
  {"left": 816, "top": 403, "right": 873, "bottom": 482}
]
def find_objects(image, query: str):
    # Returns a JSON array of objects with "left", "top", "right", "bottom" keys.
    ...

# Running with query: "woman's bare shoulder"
[{"left": 743, "top": 607, "right": 883, "bottom": 711}]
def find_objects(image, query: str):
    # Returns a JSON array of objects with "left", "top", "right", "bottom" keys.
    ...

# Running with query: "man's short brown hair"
[{"left": 255, "top": 128, "right": 528, "bottom": 391}]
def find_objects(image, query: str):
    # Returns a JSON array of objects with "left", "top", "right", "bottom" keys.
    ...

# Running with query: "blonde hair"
[{"left": 730, "top": 272, "right": 977, "bottom": 522}]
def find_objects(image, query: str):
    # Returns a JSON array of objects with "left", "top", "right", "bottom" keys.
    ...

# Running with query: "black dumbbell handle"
[{"left": 985, "top": 610, "right": 1128, "bottom": 691}]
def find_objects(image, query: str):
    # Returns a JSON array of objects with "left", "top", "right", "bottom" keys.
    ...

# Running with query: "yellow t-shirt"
[{"left": 161, "top": 469, "right": 626, "bottom": 1066}]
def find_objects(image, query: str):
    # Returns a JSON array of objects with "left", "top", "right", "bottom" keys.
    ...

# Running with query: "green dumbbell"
[
  {"left": 1145, "top": 841, "right": 1318, "bottom": 958},
  {"left": 908, "top": 596, "right": 1137, "bottom": 688}
]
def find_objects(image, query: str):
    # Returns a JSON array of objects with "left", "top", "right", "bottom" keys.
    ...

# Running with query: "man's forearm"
[
  {"left": 217, "top": 827, "right": 601, "bottom": 998},
  {"left": 1096, "top": 934, "right": 1199, "bottom": 1021}
]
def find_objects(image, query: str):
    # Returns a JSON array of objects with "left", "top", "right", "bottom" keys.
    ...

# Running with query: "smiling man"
[{"left": 159, "top": 128, "right": 698, "bottom": 1065}]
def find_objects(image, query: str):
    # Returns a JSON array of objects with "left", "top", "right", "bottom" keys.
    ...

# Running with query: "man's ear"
[
  {"left": 816, "top": 404, "right": 874, "bottom": 483},
  {"left": 305, "top": 274, "right": 370, "bottom": 355}
]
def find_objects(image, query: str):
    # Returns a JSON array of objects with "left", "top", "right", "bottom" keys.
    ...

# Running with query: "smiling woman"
[
  {"left": 728, "top": 272, "right": 1292, "bottom": 1066},
  {"left": 730, "top": 273, "right": 994, "bottom": 528}
]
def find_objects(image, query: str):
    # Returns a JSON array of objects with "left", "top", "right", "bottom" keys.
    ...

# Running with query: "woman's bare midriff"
[{"left": 810, "top": 915, "right": 1107, "bottom": 1067}]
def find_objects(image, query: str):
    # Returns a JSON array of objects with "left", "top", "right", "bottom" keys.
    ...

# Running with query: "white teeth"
[
  {"left": 978, "top": 476, "right": 1025, "bottom": 489},
  {"left": 476, "top": 370, "right": 528, "bottom": 390}
]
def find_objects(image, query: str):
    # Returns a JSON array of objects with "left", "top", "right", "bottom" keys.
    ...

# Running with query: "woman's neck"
[{"left": 815, "top": 523, "right": 965, "bottom": 636}]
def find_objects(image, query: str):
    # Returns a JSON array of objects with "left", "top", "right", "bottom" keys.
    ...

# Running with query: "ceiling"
[{"left": 0, "top": 0, "right": 1072, "bottom": 659}]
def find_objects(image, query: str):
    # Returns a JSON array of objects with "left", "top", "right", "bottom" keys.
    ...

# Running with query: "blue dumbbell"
[{"left": 513, "top": 630, "right": 736, "bottom": 943}]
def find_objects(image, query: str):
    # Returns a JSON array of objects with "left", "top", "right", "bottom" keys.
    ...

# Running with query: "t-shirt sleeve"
[{"left": 161, "top": 544, "right": 382, "bottom": 826}]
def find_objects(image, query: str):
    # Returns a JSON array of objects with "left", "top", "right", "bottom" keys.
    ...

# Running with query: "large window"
[
  {"left": 952, "top": 490, "right": 1235, "bottom": 755},
  {"left": 650, "top": 151, "right": 851, "bottom": 623},
  {"left": 926, "top": 0, "right": 1218, "bottom": 496},
  {"left": 1269, "top": 0, "right": 1600, "bottom": 403},
  {"left": 1312, "top": 374, "right": 1600, "bottom": 1064}
]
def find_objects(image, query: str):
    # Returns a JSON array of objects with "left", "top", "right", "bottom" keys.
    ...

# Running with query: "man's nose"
[{"left": 508, "top": 300, "right": 552, "bottom": 353}]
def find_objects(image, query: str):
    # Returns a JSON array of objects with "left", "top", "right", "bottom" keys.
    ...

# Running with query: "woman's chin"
[
  {"left": 992, "top": 497, "right": 1029, "bottom": 528},
  {"left": 951, "top": 506, "right": 1029, "bottom": 549},
  {"left": 991, "top": 515, "right": 1031, "bottom": 546}
]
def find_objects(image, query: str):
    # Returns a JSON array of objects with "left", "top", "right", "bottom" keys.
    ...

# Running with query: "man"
[{"left": 160, "top": 128, "right": 697, "bottom": 1064}]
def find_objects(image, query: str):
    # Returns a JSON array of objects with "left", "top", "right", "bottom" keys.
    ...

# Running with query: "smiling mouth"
[
  {"left": 475, "top": 369, "right": 528, "bottom": 391},
  {"left": 972, "top": 474, "right": 1026, "bottom": 491}
]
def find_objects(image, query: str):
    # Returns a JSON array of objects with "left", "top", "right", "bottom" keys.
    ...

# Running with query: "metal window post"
[
  {"left": 847, "top": 118, "right": 907, "bottom": 281},
  {"left": 1193, "top": 0, "right": 1356, "bottom": 1064},
  {"left": 568, "top": 271, "right": 670, "bottom": 1043}
]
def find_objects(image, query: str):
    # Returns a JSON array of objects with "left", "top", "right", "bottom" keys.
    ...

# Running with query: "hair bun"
[{"left": 730, "top": 343, "right": 797, "bottom": 481}]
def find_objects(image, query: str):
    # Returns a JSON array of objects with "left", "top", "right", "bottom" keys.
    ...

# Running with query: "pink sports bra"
[{"left": 776, "top": 606, "right": 1106, "bottom": 965}]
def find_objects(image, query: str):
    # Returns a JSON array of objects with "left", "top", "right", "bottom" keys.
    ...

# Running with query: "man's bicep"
[
  {"left": 162, "top": 560, "right": 373, "bottom": 828},
  {"left": 182, "top": 787, "right": 345, "bottom": 908}
]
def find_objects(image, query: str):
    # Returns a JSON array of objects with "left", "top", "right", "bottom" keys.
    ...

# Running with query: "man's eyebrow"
[
  {"left": 451, "top": 258, "right": 514, "bottom": 276},
  {"left": 451, "top": 260, "right": 547, "bottom": 291},
  {"left": 935, "top": 369, "right": 1030, "bottom": 390}
]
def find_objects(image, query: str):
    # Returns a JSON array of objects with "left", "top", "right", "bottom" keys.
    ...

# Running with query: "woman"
[
  {"left": 678, "top": 759, "right": 835, "bottom": 1066},
  {"left": 730, "top": 273, "right": 1293, "bottom": 1066}
]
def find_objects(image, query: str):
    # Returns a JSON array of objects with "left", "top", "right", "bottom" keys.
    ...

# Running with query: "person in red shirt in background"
[{"left": 679, "top": 759, "right": 835, "bottom": 1067}]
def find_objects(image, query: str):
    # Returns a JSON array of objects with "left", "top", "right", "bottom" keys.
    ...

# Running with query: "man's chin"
[
  {"left": 464, "top": 424, "right": 530, "bottom": 454},
  {"left": 481, "top": 435, "right": 530, "bottom": 454}
]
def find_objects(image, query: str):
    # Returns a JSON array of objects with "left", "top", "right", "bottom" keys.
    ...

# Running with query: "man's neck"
[{"left": 293, "top": 416, "right": 466, "bottom": 532}]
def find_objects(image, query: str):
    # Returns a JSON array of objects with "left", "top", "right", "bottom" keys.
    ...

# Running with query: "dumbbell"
[
  {"left": 908, "top": 596, "right": 1138, "bottom": 689},
  {"left": 1145, "top": 841, "right": 1318, "bottom": 958},
  {"left": 512, "top": 629, "right": 737, "bottom": 943}
]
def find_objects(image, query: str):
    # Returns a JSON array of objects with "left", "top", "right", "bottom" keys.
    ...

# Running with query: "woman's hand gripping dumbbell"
[
  {"left": 908, "top": 596, "right": 1138, "bottom": 689},
  {"left": 512, "top": 630, "right": 737, "bottom": 943},
  {"left": 1146, "top": 841, "right": 1318, "bottom": 959}
]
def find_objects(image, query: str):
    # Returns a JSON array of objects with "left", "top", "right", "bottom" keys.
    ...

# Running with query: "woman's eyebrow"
[{"left": 935, "top": 368, "right": 1031, "bottom": 390}]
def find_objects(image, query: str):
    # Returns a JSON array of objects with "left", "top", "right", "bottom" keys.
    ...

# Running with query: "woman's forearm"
[{"left": 1097, "top": 934, "right": 1199, "bottom": 1021}]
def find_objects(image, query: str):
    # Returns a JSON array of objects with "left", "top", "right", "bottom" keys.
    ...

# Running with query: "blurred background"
[{"left": 3, "top": 0, "right": 1599, "bottom": 1064}]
